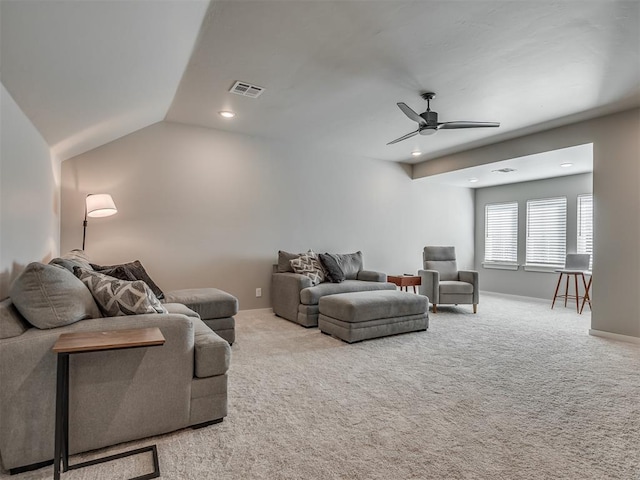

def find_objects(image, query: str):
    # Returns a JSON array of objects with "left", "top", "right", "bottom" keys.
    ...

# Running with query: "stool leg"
[
  {"left": 580, "top": 276, "right": 592, "bottom": 314},
  {"left": 564, "top": 275, "right": 570, "bottom": 307},
  {"left": 552, "top": 273, "right": 563, "bottom": 309},
  {"left": 574, "top": 273, "right": 580, "bottom": 313}
]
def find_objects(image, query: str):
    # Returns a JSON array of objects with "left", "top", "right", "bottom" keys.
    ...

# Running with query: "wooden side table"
[
  {"left": 52, "top": 327, "right": 165, "bottom": 480},
  {"left": 387, "top": 275, "right": 421, "bottom": 293}
]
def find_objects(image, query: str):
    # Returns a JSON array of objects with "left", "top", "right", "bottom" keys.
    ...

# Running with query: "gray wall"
[
  {"left": 0, "top": 83, "right": 60, "bottom": 299},
  {"left": 474, "top": 173, "right": 592, "bottom": 299},
  {"left": 60, "top": 121, "right": 474, "bottom": 309},
  {"left": 414, "top": 108, "right": 640, "bottom": 339}
]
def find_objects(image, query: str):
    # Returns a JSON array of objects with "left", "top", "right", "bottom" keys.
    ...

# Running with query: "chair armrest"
[
  {"left": 271, "top": 272, "right": 313, "bottom": 321},
  {"left": 418, "top": 269, "right": 439, "bottom": 304},
  {"left": 357, "top": 270, "right": 387, "bottom": 282},
  {"left": 459, "top": 270, "right": 479, "bottom": 304}
]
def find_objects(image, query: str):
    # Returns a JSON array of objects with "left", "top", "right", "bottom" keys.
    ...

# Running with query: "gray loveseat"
[
  {"left": 271, "top": 250, "right": 396, "bottom": 327},
  {"left": 0, "top": 252, "right": 233, "bottom": 473}
]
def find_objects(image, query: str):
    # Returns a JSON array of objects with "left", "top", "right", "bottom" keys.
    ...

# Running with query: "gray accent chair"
[
  {"left": 418, "top": 246, "right": 479, "bottom": 313},
  {"left": 271, "top": 251, "right": 396, "bottom": 327}
]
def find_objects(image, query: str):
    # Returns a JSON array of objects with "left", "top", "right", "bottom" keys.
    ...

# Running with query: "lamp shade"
[{"left": 86, "top": 194, "right": 117, "bottom": 218}]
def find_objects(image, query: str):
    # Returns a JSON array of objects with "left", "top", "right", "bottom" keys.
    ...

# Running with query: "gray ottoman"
[
  {"left": 318, "top": 290, "right": 429, "bottom": 343},
  {"left": 163, "top": 288, "right": 238, "bottom": 344}
]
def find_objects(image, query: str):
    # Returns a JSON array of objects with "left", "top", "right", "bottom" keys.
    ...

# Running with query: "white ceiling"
[
  {"left": 1, "top": 1, "right": 639, "bottom": 165},
  {"left": 0, "top": 0, "right": 209, "bottom": 160},
  {"left": 418, "top": 143, "right": 593, "bottom": 189}
]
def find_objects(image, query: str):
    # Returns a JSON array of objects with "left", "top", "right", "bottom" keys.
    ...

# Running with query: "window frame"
[
  {"left": 524, "top": 196, "right": 567, "bottom": 271},
  {"left": 483, "top": 201, "right": 519, "bottom": 270},
  {"left": 577, "top": 193, "right": 593, "bottom": 270}
]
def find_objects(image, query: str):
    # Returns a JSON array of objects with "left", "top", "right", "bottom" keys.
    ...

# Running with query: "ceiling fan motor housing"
[{"left": 420, "top": 110, "right": 438, "bottom": 125}]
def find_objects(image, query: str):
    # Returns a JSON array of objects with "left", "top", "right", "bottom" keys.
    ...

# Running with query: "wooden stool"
[{"left": 551, "top": 254, "right": 591, "bottom": 314}]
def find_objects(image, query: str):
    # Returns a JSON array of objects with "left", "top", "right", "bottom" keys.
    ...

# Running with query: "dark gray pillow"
[
  {"left": 9, "top": 262, "right": 102, "bottom": 329},
  {"left": 91, "top": 260, "right": 164, "bottom": 300},
  {"left": 277, "top": 251, "right": 303, "bottom": 273},
  {"left": 329, "top": 251, "right": 363, "bottom": 280},
  {"left": 319, "top": 253, "right": 345, "bottom": 283}
]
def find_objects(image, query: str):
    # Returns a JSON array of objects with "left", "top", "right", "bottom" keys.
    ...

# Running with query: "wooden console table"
[
  {"left": 52, "top": 327, "right": 165, "bottom": 480},
  {"left": 388, "top": 275, "right": 421, "bottom": 293}
]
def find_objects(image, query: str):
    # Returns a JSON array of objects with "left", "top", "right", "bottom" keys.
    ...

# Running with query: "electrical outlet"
[{"left": 256, "top": 288, "right": 262, "bottom": 298}]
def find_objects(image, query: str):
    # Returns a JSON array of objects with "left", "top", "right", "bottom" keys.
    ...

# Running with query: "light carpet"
[{"left": 3, "top": 293, "right": 639, "bottom": 480}]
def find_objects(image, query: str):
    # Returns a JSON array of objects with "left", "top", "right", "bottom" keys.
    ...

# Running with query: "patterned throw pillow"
[
  {"left": 290, "top": 251, "right": 325, "bottom": 286},
  {"left": 74, "top": 267, "right": 167, "bottom": 317}
]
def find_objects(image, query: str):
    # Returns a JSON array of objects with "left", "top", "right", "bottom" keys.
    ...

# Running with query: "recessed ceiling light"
[
  {"left": 219, "top": 111, "right": 235, "bottom": 118},
  {"left": 560, "top": 162, "right": 573, "bottom": 168},
  {"left": 411, "top": 151, "right": 421, "bottom": 157},
  {"left": 468, "top": 178, "right": 479, "bottom": 183}
]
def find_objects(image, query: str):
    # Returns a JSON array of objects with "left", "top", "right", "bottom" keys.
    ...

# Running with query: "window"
[
  {"left": 526, "top": 197, "right": 567, "bottom": 268},
  {"left": 484, "top": 202, "right": 518, "bottom": 267},
  {"left": 577, "top": 194, "right": 593, "bottom": 269}
]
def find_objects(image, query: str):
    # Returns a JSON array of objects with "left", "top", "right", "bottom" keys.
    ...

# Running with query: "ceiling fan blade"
[
  {"left": 437, "top": 121, "right": 500, "bottom": 129},
  {"left": 397, "top": 103, "right": 427, "bottom": 126},
  {"left": 386, "top": 129, "right": 420, "bottom": 145}
]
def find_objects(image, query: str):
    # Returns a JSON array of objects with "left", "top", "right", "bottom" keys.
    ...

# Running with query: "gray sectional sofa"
[
  {"left": 271, "top": 250, "right": 396, "bottom": 327},
  {"left": 0, "top": 250, "right": 237, "bottom": 473}
]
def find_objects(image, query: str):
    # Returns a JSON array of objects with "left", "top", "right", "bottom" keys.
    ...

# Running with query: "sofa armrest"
[
  {"left": 418, "top": 269, "right": 439, "bottom": 304},
  {"left": 271, "top": 272, "right": 313, "bottom": 321},
  {"left": 192, "top": 318, "right": 230, "bottom": 378},
  {"left": 357, "top": 270, "right": 387, "bottom": 282},
  {"left": 459, "top": 270, "right": 479, "bottom": 304},
  {"left": 0, "top": 313, "right": 196, "bottom": 470}
]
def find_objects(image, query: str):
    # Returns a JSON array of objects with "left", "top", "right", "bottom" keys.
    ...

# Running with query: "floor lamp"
[{"left": 82, "top": 194, "right": 118, "bottom": 250}]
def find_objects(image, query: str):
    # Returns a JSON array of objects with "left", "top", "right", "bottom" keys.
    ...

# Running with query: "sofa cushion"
[
  {"left": 163, "top": 288, "right": 239, "bottom": 319},
  {"left": 74, "top": 268, "right": 167, "bottom": 317},
  {"left": 9, "top": 262, "right": 102, "bottom": 329},
  {"left": 424, "top": 260, "right": 458, "bottom": 281},
  {"left": 330, "top": 251, "right": 363, "bottom": 280},
  {"left": 439, "top": 280, "right": 474, "bottom": 294},
  {"left": 49, "top": 249, "right": 94, "bottom": 273},
  {"left": 163, "top": 303, "right": 200, "bottom": 318},
  {"left": 91, "top": 260, "right": 165, "bottom": 300},
  {"left": 277, "top": 250, "right": 303, "bottom": 273},
  {"left": 0, "top": 298, "right": 30, "bottom": 339},
  {"left": 193, "top": 318, "right": 231, "bottom": 378},
  {"left": 319, "top": 253, "right": 345, "bottom": 283},
  {"left": 300, "top": 279, "right": 396, "bottom": 305},
  {"left": 290, "top": 252, "right": 325, "bottom": 286}
]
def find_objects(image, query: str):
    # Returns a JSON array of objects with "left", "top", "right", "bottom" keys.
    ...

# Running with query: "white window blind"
[
  {"left": 485, "top": 202, "right": 518, "bottom": 264},
  {"left": 577, "top": 194, "right": 593, "bottom": 269},
  {"left": 526, "top": 197, "right": 567, "bottom": 267}
]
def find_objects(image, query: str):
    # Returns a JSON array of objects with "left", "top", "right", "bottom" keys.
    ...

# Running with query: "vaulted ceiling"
[{"left": 2, "top": 1, "right": 639, "bottom": 163}]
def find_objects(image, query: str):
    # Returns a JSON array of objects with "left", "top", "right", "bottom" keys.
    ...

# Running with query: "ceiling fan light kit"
[{"left": 387, "top": 92, "right": 500, "bottom": 145}]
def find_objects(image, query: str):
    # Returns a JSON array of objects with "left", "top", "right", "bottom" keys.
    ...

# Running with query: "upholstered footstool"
[
  {"left": 163, "top": 288, "right": 238, "bottom": 344},
  {"left": 318, "top": 290, "right": 429, "bottom": 343}
]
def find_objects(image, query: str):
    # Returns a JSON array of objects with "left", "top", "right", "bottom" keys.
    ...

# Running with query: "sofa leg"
[
  {"left": 473, "top": 304, "right": 478, "bottom": 314},
  {"left": 191, "top": 417, "right": 224, "bottom": 429},
  {"left": 432, "top": 304, "right": 437, "bottom": 313}
]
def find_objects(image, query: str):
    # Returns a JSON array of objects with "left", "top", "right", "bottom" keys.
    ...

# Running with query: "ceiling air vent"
[
  {"left": 229, "top": 81, "right": 265, "bottom": 98},
  {"left": 491, "top": 168, "right": 517, "bottom": 173}
]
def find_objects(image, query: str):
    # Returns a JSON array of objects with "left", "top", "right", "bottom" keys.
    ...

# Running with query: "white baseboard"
[
  {"left": 480, "top": 290, "right": 549, "bottom": 304},
  {"left": 238, "top": 307, "right": 273, "bottom": 314},
  {"left": 589, "top": 329, "right": 640, "bottom": 345}
]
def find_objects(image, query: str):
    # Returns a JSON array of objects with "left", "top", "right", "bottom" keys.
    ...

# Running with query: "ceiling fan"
[{"left": 387, "top": 92, "right": 500, "bottom": 145}]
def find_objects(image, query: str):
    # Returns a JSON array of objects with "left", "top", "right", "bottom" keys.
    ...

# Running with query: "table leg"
[
  {"left": 412, "top": 285, "right": 416, "bottom": 293},
  {"left": 54, "top": 353, "right": 69, "bottom": 480}
]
